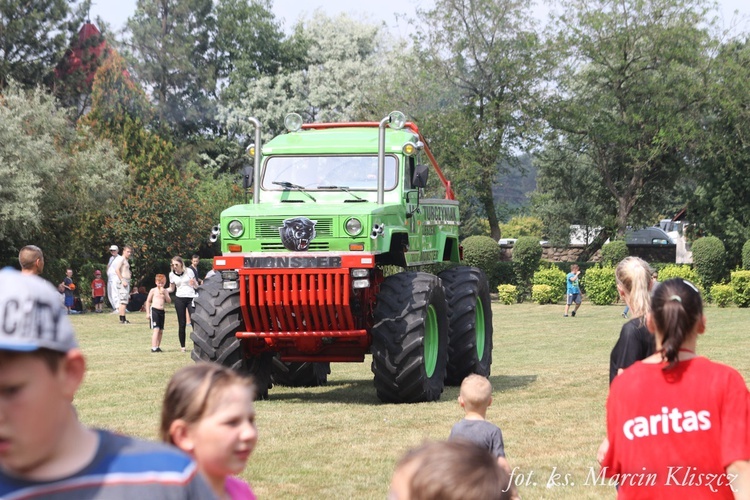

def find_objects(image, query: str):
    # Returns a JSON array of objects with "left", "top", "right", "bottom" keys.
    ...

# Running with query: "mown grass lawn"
[{"left": 70, "top": 301, "right": 750, "bottom": 499}]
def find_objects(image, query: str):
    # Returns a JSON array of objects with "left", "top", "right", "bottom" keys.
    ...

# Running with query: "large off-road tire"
[
  {"left": 439, "top": 266, "right": 493, "bottom": 385},
  {"left": 371, "top": 272, "right": 449, "bottom": 403},
  {"left": 272, "top": 361, "right": 331, "bottom": 387},
  {"left": 191, "top": 274, "right": 273, "bottom": 399}
]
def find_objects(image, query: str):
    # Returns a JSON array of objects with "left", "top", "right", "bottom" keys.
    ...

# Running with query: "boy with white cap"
[{"left": 0, "top": 269, "right": 216, "bottom": 499}]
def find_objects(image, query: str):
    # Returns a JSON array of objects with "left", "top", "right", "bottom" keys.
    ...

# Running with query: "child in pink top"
[{"left": 161, "top": 364, "right": 258, "bottom": 499}]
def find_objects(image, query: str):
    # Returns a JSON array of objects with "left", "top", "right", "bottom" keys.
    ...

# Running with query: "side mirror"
[
  {"left": 412, "top": 164, "right": 429, "bottom": 188},
  {"left": 242, "top": 165, "right": 253, "bottom": 190}
]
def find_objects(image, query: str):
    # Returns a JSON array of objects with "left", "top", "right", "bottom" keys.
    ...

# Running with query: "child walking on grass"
[
  {"left": 161, "top": 364, "right": 258, "bottom": 500},
  {"left": 449, "top": 374, "right": 520, "bottom": 500},
  {"left": 145, "top": 274, "right": 171, "bottom": 353}
]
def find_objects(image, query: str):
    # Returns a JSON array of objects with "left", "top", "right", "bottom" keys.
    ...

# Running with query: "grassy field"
[{"left": 70, "top": 302, "right": 750, "bottom": 499}]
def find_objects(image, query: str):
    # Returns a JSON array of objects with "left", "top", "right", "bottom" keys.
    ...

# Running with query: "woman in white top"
[{"left": 168, "top": 256, "right": 197, "bottom": 352}]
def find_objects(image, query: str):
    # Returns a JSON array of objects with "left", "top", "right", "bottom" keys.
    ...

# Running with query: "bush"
[
  {"left": 533, "top": 266, "right": 566, "bottom": 303},
  {"left": 600, "top": 240, "right": 629, "bottom": 266},
  {"left": 657, "top": 265, "right": 704, "bottom": 295},
  {"left": 743, "top": 240, "right": 750, "bottom": 270},
  {"left": 582, "top": 265, "right": 618, "bottom": 305},
  {"left": 710, "top": 284, "right": 734, "bottom": 308},
  {"left": 691, "top": 236, "right": 726, "bottom": 289},
  {"left": 497, "top": 284, "right": 519, "bottom": 305},
  {"left": 499, "top": 216, "right": 544, "bottom": 239},
  {"left": 495, "top": 262, "right": 516, "bottom": 287},
  {"left": 532, "top": 284, "right": 557, "bottom": 304},
  {"left": 731, "top": 270, "right": 750, "bottom": 308},
  {"left": 512, "top": 236, "right": 542, "bottom": 297},
  {"left": 462, "top": 236, "right": 502, "bottom": 286}
]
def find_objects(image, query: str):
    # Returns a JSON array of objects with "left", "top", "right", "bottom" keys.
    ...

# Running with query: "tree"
[
  {"left": 220, "top": 12, "right": 387, "bottom": 141},
  {"left": 125, "top": 0, "right": 217, "bottom": 137},
  {"left": 0, "top": 81, "right": 127, "bottom": 269},
  {"left": 686, "top": 39, "right": 750, "bottom": 267},
  {"left": 539, "top": 0, "right": 716, "bottom": 257},
  {"left": 412, "top": 0, "right": 546, "bottom": 240},
  {"left": 214, "top": 0, "right": 306, "bottom": 102},
  {"left": 0, "top": 0, "right": 87, "bottom": 88}
]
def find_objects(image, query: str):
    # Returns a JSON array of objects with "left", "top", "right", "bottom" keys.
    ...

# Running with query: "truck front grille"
[{"left": 255, "top": 218, "right": 334, "bottom": 238}]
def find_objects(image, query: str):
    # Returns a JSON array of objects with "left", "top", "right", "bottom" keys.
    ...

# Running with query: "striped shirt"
[{"left": 0, "top": 430, "right": 216, "bottom": 499}]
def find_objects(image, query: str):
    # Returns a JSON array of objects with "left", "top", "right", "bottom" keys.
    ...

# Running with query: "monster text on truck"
[{"left": 193, "top": 111, "right": 493, "bottom": 403}]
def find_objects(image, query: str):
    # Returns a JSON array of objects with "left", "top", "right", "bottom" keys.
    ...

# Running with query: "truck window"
[{"left": 262, "top": 155, "right": 399, "bottom": 191}]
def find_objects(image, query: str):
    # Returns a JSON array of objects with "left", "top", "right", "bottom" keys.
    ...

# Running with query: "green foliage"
[
  {"left": 499, "top": 216, "right": 544, "bottom": 239},
  {"left": 743, "top": 240, "right": 750, "bottom": 270},
  {"left": 461, "top": 236, "right": 502, "bottom": 284},
  {"left": 691, "top": 236, "right": 727, "bottom": 289},
  {"left": 532, "top": 284, "right": 557, "bottom": 304},
  {"left": 497, "top": 284, "right": 519, "bottom": 305},
  {"left": 600, "top": 240, "right": 629, "bottom": 266},
  {"left": 657, "top": 265, "right": 704, "bottom": 295},
  {"left": 582, "top": 266, "right": 618, "bottom": 305},
  {"left": 0, "top": 0, "right": 85, "bottom": 88},
  {"left": 0, "top": 82, "right": 127, "bottom": 270},
  {"left": 540, "top": 0, "right": 714, "bottom": 246},
  {"left": 126, "top": 0, "right": 217, "bottom": 137},
  {"left": 495, "top": 262, "right": 517, "bottom": 287},
  {"left": 532, "top": 266, "right": 566, "bottom": 303},
  {"left": 687, "top": 40, "right": 750, "bottom": 270},
  {"left": 710, "top": 284, "right": 733, "bottom": 308},
  {"left": 730, "top": 270, "right": 750, "bottom": 308},
  {"left": 413, "top": 0, "right": 545, "bottom": 240},
  {"left": 512, "top": 236, "right": 543, "bottom": 296}
]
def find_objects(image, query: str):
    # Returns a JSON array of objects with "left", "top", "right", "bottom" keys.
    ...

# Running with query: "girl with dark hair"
[
  {"left": 168, "top": 256, "right": 197, "bottom": 352},
  {"left": 600, "top": 278, "right": 750, "bottom": 498}
]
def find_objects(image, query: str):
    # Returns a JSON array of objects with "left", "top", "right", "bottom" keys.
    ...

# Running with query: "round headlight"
[
  {"left": 389, "top": 111, "right": 406, "bottom": 130},
  {"left": 228, "top": 220, "right": 244, "bottom": 237},
  {"left": 345, "top": 218, "right": 363, "bottom": 236},
  {"left": 284, "top": 113, "right": 303, "bottom": 132}
]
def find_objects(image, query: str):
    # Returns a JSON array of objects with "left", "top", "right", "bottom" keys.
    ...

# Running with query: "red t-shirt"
[
  {"left": 602, "top": 357, "right": 750, "bottom": 499},
  {"left": 91, "top": 278, "right": 106, "bottom": 297}
]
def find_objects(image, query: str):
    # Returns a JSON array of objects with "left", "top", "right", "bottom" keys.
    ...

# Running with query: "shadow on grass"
[
  {"left": 268, "top": 378, "right": 382, "bottom": 405},
  {"left": 488, "top": 374, "right": 537, "bottom": 391}
]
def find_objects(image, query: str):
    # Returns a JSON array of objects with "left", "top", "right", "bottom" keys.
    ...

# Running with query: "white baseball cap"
[
  {"left": 109, "top": 245, "right": 119, "bottom": 251},
  {"left": 0, "top": 269, "right": 77, "bottom": 353}
]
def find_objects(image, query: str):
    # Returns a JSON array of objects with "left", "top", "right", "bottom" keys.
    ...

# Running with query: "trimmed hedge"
[
  {"left": 533, "top": 266, "right": 566, "bottom": 303},
  {"left": 743, "top": 240, "right": 750, "bottom": 270},
  {"left": 497, "top": 284, "right": 519, "bottom": 305},
  {"left": 582, "top": 265, "right": 618, "bottom": 305},
  {"left": 731, "top": 270, "right": 750, "bottom": 308},
  {"left": 657, "top": 265, "right": 704, "bottom": 295},
  {"left": 532, "top": 284, "right": 557, "bottom": 304},
  {"left": 710, "top": 284, "right": 733, "bottom": 308},
  {"left": 462, "top": 236, "right": 501, "bottom": 286},
  {"left": 512, "top": 236, "right": 542, "bottom": 297},
  {"left": 691, "top": 236, "right": 726, "bottom": 289},
  {"left": 600, "top": 240, "right": 629, "bottom": 266}
]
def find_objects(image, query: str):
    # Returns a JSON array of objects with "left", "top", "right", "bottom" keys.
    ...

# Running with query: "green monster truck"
[{"left": 193, "top": 111, "right": 492, "bottom": 403}]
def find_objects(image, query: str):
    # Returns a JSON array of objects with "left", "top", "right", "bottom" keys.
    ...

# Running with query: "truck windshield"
[{"left": 262, "top": 155, "right": 398, "bottom": 191}]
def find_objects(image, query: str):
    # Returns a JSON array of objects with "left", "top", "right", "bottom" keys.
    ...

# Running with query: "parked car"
[{"left": 625, "top": 227, "right": 674, "bottom": 246}]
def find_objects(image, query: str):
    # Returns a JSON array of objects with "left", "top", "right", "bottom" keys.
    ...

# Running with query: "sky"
[{"left": 89, "top": 0, "right": 750, "bottom": 35}]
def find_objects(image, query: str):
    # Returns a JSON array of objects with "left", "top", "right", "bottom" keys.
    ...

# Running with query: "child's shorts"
[
  {"left": 92, "top": 296, "right": 103, "bottom": 305},
  {"left": 150, "top": 308, "right": 166, "bottom": 330},
  {"left": 567, "top": 293, "right": 581, "bottom": 305},
  {"left": 64, "top": 295, "right": 74, "bottom": 307}
]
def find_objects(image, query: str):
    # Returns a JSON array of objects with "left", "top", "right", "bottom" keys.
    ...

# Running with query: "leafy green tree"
[
  {"left": 412, "top": 0, "right": 546, "bottom": 240},
  {"left": 220, "top": 12, "right": 386, "bottom": 141},
  {"left": 0, "top": 0, "right": 87, "bottom": 88},
  {"left": 686, "top": 40, "right": 750, "bottom": 267},
  {"left": 0, "top": 81, "right": 127, "bottom": 269},
  {"left": 499, "top": 216, "right": 544, "bottom": 239},
  {"left": 214, "top": 0, "right": 307, "bottom": 102},
  {"left": 540, "top": 0, "right": 716, "bottom": 256},
  {"left": 125, "top": 0, "right": 217, "bottom": 137}
]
